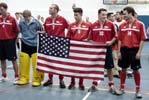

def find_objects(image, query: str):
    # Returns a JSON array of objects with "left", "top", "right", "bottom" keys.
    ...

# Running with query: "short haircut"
[
  {"left": 23, "top": 10, "right": 31, "bottom": 17},
  {"left": 73, "top": 7, "right": 83, "bottom": 15},
  {"left": 123, "top": 6, "right": 136, "bottom": 16},
  {"left": 0, "top": 2, "right": 8, "bottom": 10},
  {"left": 120, "top": 10, "right": 123, "bottom": 15},
  {"left": 107, "top": 12, "right": 113, "bottom": 18},
  {"left": 98, "top": 8, "right": 107, "bottom": 14},
  {"left": 52, "top": 4, "right": 60, "bottom": 12},
  {"left": 116, "top": 11, "right": 123, "bottom": 15},
  {"left": 15, "top": 12, "right": 20, "bottom": 15}
]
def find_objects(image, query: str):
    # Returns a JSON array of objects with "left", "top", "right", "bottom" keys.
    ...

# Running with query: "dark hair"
[
  {"left": 52, "top": 4, "right": 60, "bottom": 12},
  {"left": 15, "top": 12, "right": 20, "bottom": 15},
  {"left": 107, "top": 12, "right": 113, "bottom": 18},
  {"left": 120, "top": 10, "right": 123, "bottom": 15},
  {"left": 98, "top": 8, "right": 107, "bottom": 14},
  {"left": 123, "top": 6, "right": 136, "bottom": 16},
  {"left": 73, "top": 7, "right": 83, "bottom": 15},
  {"left": 0, "top": 2, "right": 8, "bottom": 10},
  {"left": 116, "top": 11, "right": 123, "bottom": 15}
]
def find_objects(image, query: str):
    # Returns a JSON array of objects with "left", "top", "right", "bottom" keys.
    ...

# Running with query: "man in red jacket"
[
  {"left": 116, "top": 6, "right": 146, "bottom": 99},
  {"left": 0, "top": 3, "right": 19, "bottom": 84},
  {"left": 89, "top": 8, "right": 117, "bottom": 93},
  {"left": 66, "top": 7, "right": 91, "bottom": 90},
  {"left": 43, "top": 4, "right": 68, "bottom": 88}
]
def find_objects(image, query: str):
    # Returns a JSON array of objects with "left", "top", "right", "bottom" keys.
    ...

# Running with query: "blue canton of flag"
[{"left": 38, "top": 33, "right": 70, "bottom": 58}]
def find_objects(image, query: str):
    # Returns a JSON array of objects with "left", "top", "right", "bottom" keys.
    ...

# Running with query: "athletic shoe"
[
  {"left": 79, "top": 84, "right": 85, "bottom": 90},
  {"left": 13, "top": 77, "right": 19, "bottom": 85},
  {"left": 43, "top": 79, "right": 53, "bottom": 86},
  {"left": 135, "top": 91, "right": 142, "bottom": 99},
  {"left": 115, "top": 89, "right": 125, "bottom": 95},
  {"left": 68, "top": 83, "right": 75, "bottom": 90},
  {"left": 0, "top": 77, "right": 8, "bottom": 82},
  {"left": 59, "top": 80, "right": 66, "bottom": 88},
  {"left": 109, "top": 87, "right": 117, "bottom": 94},
  {"left": 88, "top": 85, "right": 98, "bottom": 92}
]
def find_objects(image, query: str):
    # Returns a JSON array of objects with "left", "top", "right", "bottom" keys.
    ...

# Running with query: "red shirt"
[
  {"left": 0, "top": 15, "right": 19, "bottom": 40},
  {"left": 112, "top": 43, "right": 118, "bottom": 50},
  {"left": 118, "top": 19, "right": 146, "bottom": 48},
  {"left": 86, "top": 21, "right": 92, "bottom": 26},
  {"left": 44, "top": 15, "right": 68, "bottom": 37},
  {"left": 90, "top": 20, "right": 116, "bottom": 43},
  {"left": 67, "top": 21, "right": 91, "bottom": 41}
]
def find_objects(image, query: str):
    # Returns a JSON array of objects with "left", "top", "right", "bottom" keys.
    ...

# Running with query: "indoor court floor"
[{"left": 0, "top": 42, "right": 149, "bottom": 100}]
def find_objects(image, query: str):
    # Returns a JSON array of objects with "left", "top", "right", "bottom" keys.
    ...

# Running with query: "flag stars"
[
  {"left": 54, "top": 53, "right": 57, "bottom": 56},
  {"left": 64, "top": 55, "right": 68, "bottom": 57},
  {"left": 38, "top": 34, "right": 70, "bottom": 58}
]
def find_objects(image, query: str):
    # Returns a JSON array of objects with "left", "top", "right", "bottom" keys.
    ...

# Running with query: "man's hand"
[
  {"left": 118, "top": 51, "right": 122, "bottom": 59},
  {"left": 136, "top": 52, "right": 141, "bottom": 59},
  {"left": 83, "top": 39, "right": 89, "bottom": 42},
  {"left": 37, "top": 31, "right": 46, "bottom": 34},
  {"left": 106, "top": 41, "right": 113, "bottom": 46}
]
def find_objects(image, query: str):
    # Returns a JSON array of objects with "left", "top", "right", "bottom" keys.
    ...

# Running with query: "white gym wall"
[{"left": 1, "top": 0, "right": 149, "bottom": 22}]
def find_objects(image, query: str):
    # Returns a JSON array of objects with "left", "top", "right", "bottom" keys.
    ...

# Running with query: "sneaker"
[
  {"left": 43, "top": 79, "right": 53, "bottom": 87},
  {"left": 104, "top": 74, "right": 108, "bottom": 77},
  {"left": 17, "top": 78, "right": 29, "bottom": 85},
  {"left": 13, "top": 77, "right": 19, "bottom": 85},
  {"left": 127, "top": 73, "right": 133, "bottom": 78},
  {"left": 135, "top": 91, "right": 142, "bottom": 99},
  {"left": 79, "top": 84, "right": 85, "bottom": 90},
  {"left": 88, "top": 85, "right": 98, "bottom": 92},
  {"left": 113, "top": 75, "right": 120, "bottom": 78},
  {"left": 115, "top": 89, "right": 125, "bottom": 95},
  {"left": 68, "top": 84, "right": 75, "bottom": 90},
  {"left": 0, "top": 77, "right": 8, "bottom": 82},
  {"left": 127, "top": 68, "right": 133, "bottom": 78},
  {"left": 32, "top": 81, "right": 41, "bottom": 87},
  {"left": 109, "top": 87, "right": 117, "bottom": 94},
  {"left": 59, "top": 80, "right": 66, "bottom": 88}
]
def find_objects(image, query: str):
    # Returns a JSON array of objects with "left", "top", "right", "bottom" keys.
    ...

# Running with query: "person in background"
[
  {"left": 72, "top": 3, "right": 76, "bottom": 10},
  {"left": 107, "top": 12, "right": 120, "bottom": 78},
  {"left": 15, "top": 12, "right": 22, "bottom": 51},
  {"left": 37, "top": 15, "right": 41, "bottom": 21},
  {"left": 85, "top": 16, "right": 92, "bottom": 26},
  {"left": 15, "top": 12, "right": 21, "bottom": 23},
  {"left": 115, "top": 11, "right": 125, "bottom": 27},
  {"left": 40, "top": 16, "right": 44, "bottom": 25}
]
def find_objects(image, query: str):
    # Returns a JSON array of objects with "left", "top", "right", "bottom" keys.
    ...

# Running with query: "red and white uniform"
[
  {"left": 86, "top": 21, "right": 92, "bottom": 27},
  {"left": 118, "top": 19, "right": 146, "bottom": 48},
  {"left": 90, "top": 20, "right": 116, "bottom": 43},
  {"left": 44, "top": 15, "right": 68, "bottom": 37},
  {"left": 67, "top": 21, "right": 91, "bottom": 41},
  {"left": 0, "top": 15, "right": 19, "bottom": 40}
]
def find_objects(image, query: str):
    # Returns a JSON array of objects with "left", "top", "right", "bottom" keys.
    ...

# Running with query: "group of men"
[{"left": 0, "top": 2, "right": 146, "bottom": 99}]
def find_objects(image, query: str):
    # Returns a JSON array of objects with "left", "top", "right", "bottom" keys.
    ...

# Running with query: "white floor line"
[
  {"left": 7, "top": 65, "right": 13, "bottom": 69},
  {"left": 82, "top": 80, "right": 101, "bottom": 100},
  {"left": 82, "top": 92, "right": 91, "bottom": 100},
  {"left": 0, "top": 65, "right": 13, "bottom": 71}
]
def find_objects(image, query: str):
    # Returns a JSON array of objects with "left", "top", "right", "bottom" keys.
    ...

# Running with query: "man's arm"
[
  {"left": 136, "top": 40, "right": 144, "bottom": 59},
  {"left": 118, "top": 40, "right": 122, "bottom": 59}
]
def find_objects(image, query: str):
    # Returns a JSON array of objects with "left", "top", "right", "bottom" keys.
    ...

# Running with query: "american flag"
[{"left": 37, "top": 33, "right": 107, "bottom": 80}]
